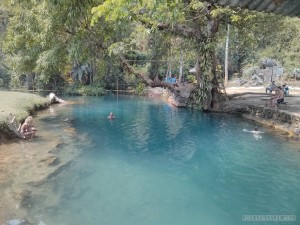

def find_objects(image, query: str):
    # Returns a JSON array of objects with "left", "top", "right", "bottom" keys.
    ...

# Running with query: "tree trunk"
[
  {"left": 178, "top": 50, "right": 184, "bottom": 83},
  {"left": 224, "top": 23, "right": 230, "bottom": 87}
]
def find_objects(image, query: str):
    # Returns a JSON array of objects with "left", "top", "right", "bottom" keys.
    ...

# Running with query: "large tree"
[
  {"left": 91, "top": 0, "right": 226, "bottom": 109},
  {"left": 0, "top": 1, "right": 11, "bottom": 88},
  {"left": 2, "top": 0, "right": 116, "bottom": 88}
]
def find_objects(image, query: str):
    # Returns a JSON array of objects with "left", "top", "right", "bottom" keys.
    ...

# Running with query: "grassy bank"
[{"left": 0, "top": 90, "right": 49, "bottom": 138}]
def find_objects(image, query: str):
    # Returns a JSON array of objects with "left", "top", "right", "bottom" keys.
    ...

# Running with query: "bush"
[
  {"left": 135, "top": 83, "right": 145, "bottom": 95},
  {"left": 63, "top": 83, "right": 105, "bottom": 96},
  {"left": 186, "top": 75, "right": 196, "bottom": 83},
  {"left": 78, "top": 85, "right": 105, "bottom": 96}
]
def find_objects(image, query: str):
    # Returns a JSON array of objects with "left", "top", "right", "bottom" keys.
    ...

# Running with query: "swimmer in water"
[
  {"left": 107, "top": 112, "right": 115, "bottom": 120},
  {"left": 243, "top": 128, "right": 264, "bottom": 140}
]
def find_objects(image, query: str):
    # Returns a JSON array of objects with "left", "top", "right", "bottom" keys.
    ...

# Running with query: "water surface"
[{"left": 28, "top": 95, "right": 300, "bottom": 225}]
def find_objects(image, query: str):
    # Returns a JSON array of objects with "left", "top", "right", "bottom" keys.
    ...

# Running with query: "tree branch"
[
  {"left": 120, "top": 56, "right": 177, "bottom": 90},
  {"left": 156, "top": 23, "right": 205, "bottom": 40}
]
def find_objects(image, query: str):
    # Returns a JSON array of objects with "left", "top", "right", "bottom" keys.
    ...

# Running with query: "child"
[{"left": 20, "top": 116, "right": 38, "bottom": 139}]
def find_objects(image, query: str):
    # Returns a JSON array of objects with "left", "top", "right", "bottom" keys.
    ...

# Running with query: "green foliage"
[
  {"left": 91, "top": 0, "right": 185, "bottom": 27},
  {"left": 135, "top": 82, "right": 145, "bottom": 95},
  {"left": 2, "top": 0, "right": 300, "bottom": 102},
  {"left": 0, "top": 64, "right": 10, "bottom": 88},
  {"left": 124, "top": 72, "right": 139, "bottom": 85},
  {"left": 257, "top": 17, "right": 300, "bottom": 73},
  {"left": 2, "top": 0, "right": 115, "bottom": 90},
  {"left": 190, "top": 0, "right": 204, "bottom": 10},
  {"left": 63, "top": 83, "right": 105, "bottom": 96},
  {"left": 78, "top": 85, "right": 105, "bottom": 96},
  {"left": 186, "top": 75, "right": 196, "bottom": 83},
  {"left": 215, "top": 10, "right": 300, "bottom": 76}
]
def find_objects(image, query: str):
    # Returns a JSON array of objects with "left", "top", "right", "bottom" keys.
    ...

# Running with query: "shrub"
[
  {"left": 135, "top": 83, "right": 145, "bottom": 95},
  {"left": 63, "top": 83, "right": 105, "bottom": 96},
  {"left": 186, "top": 75, "right": 196, "bottom": 83}
]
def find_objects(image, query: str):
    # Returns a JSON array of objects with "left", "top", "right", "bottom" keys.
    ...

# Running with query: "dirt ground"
[{"left": 225, "top": 86, "right": 300, "bottom": 117}]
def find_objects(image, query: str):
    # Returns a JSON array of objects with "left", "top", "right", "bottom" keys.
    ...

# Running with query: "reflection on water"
[{"left": 14, "top": 95, "right": 300, "bottom": 225}]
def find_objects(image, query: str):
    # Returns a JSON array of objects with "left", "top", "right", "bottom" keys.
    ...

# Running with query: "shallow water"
[{"left": 26, "top": 95, "right": 300, "bottom": 225}]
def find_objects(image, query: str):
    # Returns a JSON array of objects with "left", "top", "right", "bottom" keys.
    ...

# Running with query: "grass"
[{"left": 0, "top": 90, "right": 49, "bottom": 124}]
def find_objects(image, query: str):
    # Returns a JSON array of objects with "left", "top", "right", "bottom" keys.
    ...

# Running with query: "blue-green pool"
[{"left": 28, "top": 95, "right": 300, "bottom": 225}]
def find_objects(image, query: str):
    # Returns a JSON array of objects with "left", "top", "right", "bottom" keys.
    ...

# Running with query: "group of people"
[
  {"left": 266, "top": 81, "right": 289, "bottom": 95},
  {"left": 165, "top": 76, "right": 177, "bottom": 84}
]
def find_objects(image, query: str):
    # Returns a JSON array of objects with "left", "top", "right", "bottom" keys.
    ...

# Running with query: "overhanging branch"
[{"left": 120, "top": 56, "right": 177, "bottom": 90}]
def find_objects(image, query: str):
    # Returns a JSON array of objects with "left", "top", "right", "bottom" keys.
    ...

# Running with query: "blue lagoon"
[{"left": 25, "top": 95, "right": 300, "bottom": 225}]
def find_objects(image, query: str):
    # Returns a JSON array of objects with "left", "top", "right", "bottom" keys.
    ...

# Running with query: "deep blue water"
[{"left": 28, "top": 95, "right": 300, "bottom": 225}]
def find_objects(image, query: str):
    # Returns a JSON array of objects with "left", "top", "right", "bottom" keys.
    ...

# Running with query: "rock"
[
  {"left": 39, "top": 155, "right": 59, "bottom": 166},
  {"left": 49, "top": 93, "right": 65, "bottom": 104},
  {"left": 168, "top": 83, "right": 196, "bottom": 107},
  {"left": 251, "top": 74, "right": 263, "bottom": 85},
  {"left": 13, "top": 190, "right": 32, "bottom": 208}
]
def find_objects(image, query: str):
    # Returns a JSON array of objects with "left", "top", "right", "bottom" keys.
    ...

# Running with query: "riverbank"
[
  {"left": 0, "top": 90, "right": 49, "bottom": 144},
  {"left": 145, "top": 86, "right": 300, "bottom": 139},
  {"left": 218, "top": 86, "right": 300, "bottom": 140},
  {"left": 0, "top": 102, "right": 87, "bottom": 224}
]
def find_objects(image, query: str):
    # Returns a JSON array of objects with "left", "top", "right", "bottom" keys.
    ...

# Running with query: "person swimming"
[
  {"left": 243, "top": 128, "right": 264, "bottom": 140},
  {"left": 107, "top": 112, "right": 115, "bottom": 120}
]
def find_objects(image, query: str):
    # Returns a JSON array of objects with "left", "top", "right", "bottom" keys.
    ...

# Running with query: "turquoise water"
[{"left": 29, "top": 95, "right": 300, "bottom": 225}]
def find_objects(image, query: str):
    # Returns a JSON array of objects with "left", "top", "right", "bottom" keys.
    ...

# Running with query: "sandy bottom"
[{"left": 0, "top": 105, "right": 89, "bottom": 224}]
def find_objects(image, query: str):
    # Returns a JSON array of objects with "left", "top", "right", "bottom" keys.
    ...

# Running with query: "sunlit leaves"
[
  {"left": 108, "top": 42, "right": 128, "bottom": 56},
  {"left": 91, "top": 0, "right": 186, "bottom": 28},
  {"left": 189, "top": 0, "right": 204, "bottom": 10},
  {"left": 91, "top": 0, "right": 138, "bottom": 25}
]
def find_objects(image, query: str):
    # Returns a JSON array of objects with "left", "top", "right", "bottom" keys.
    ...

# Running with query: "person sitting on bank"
[
  {"left": 270, "top": 86, "right": 284, "bottom": 107},
  {"left": 107, "top": 112, "right": 115, "bottom": 120},
  {"left": 20, "top": 116, "right": 38, "bottom": 139}
]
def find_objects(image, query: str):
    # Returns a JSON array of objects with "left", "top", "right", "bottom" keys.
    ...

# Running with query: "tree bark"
[
  {"left": 178, "top": 50, "right": 184, "bottom": 83},
  {"left": 224, "top": 23, "right": 230, "bottom": 87},
  {"left": 120, "top": 56, "right": 176, "bottom": 90}
]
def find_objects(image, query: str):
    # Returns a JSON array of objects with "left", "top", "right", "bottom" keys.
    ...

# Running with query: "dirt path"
[
  {"left": 220, "top": 86, "right": 300, "bottom": 140},
  {"left": 225, "top": 86, "right": 300, "bottom": 117}
]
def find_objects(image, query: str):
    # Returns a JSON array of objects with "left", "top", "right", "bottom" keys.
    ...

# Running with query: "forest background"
[{"left": 0, "top": 0, "right": 300, "bottom": 97}]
